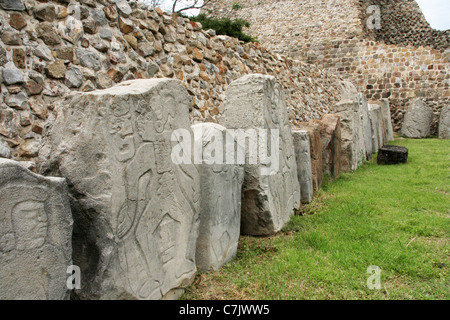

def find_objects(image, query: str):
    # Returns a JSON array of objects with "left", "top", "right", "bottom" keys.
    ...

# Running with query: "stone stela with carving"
[
  {"left": 38, "top": 79, "right": 200, "bottom": 300},
  {"left": 219, "top": 74, "right": 301, "bottom": 236},
  {"left": 0, "top": 158, "right": 73, "bottom": 300}
]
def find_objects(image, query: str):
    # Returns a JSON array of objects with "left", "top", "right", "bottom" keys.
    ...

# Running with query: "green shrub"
[
  {"left": 188, "top": 13, "right": 258, "bottom": 43},
  {"left": 232, "top": 2, "right": 243, "bottom": 10}
]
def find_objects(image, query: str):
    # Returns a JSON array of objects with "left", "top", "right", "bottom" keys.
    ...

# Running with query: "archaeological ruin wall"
[
  {"left": 205, "top": 0, "right": 450, "bottom": 134},
  {"left": 0, "top": 0, "right": 347, "bottom": 163}
]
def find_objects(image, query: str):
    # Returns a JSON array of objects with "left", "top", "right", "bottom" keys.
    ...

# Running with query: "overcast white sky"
[
  {"left": 153, "top": 0, "right": 449, "bottom": 30},
  {"left": 416, "top": 0, "right": 450, "bottom": 30}
]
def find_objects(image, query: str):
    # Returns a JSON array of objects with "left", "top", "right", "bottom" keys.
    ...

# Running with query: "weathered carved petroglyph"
[
  {"left": 292, "top": 130, "right": 313, "bottom": 204},
  {"left": 192, "top": 123, "right": 245, "bottom": 271},
  {"left": 39, "top": 79, "right": 200, "bottom": 300},
  {"left": 401, "top": 99, "right": 433, "bottom": 139},
  {"left": 334, "top": 81, "right": 366, "bottom": 172},
  {"left": 0, "top": 158, "right": 72, "bottom": 300},
  {"left": 219, "top": 74, "right": 300, "bottom": 236}
]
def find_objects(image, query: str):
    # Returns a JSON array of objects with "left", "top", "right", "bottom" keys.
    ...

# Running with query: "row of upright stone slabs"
[
  {"left": 0, "top": 158, "right": 73, "bottom": 300},
  {"left": 38, "top": 79, "right": 202, "bottom": 300},
  {"left": 219, "top": 74, "right": 301, "bottom": 236}
]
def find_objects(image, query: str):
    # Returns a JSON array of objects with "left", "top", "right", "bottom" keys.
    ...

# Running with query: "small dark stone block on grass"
[{"left": 377, "top": 145, "right": 408, "bottom": 165}]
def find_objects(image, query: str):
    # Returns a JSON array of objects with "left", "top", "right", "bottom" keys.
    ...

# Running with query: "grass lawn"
[{"left": 183, "top": 138, "right": 449, "bottom": 300}]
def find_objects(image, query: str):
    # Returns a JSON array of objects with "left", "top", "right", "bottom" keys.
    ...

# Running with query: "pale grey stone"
[
  {"left": 219, "top": 74, "right": 301, "bottom": 236},
  {"left": 33, "top": 45, "right": 54, "bottom": 62},
  {"left": 368, "top": 104, "right": 384, "bottom": 152},
  {"left": 0, "top": 158, "right": 72, "bottom": 300},
  {"left": 401, "top": 99, "right": 433, "bottom": 138},
  {"left": 91, "top": 9, "right": 107, "bottom": 25},
  {"left": 0, "top": 0, "right": 25, "bottom": 11},
  {"left": 292, "top": 130, "right": 313, "bottom": 204},
  {"left": 2, "top": 65, "right": 23, "bottom": 85},
  {"left": 58, "top": 16, "right": 83, "bottom": 44},
  {"left": 64, "top": 67, "right": 83, "bottom": 88},
  {"left": 138, "top": 41, "right": 155, "bottom": 58},
  {"left": 38, "top": 79, "right": 200, "bottom": 300},
  {"left": 116, "top": 0, "right": 132, "bottom": 17},
  {"left": 147, "top": 60, "right": 160, "bottom": 77},
  {"left": 334, "top": 82, "right": 366, "bottom": 172},
  {"left": 0, "top": 45, "right": 7, "bottom": 66},
  {"left": 192, "top": 123, "right": 244, "bottom": 272},
  {"left": 5, "top": 92, "right": 28, "bottom": 110},
  {"left": 378, "top": 99, "right": 394, "bottom": 144},
  {"left": 438, "top": 105, "right": 450, "bottom": 139},
  {"left": 99, "top": 27, "right": 113, "bottom": 41},
  {"left": 0, "top": 140, "right": 10, "bottom": 158},
  {"left": 76, "top": 48, "right": 101, "bottom": 71},
  {"left": 359, "top": 93, "right": 373, "bottom": 160}
]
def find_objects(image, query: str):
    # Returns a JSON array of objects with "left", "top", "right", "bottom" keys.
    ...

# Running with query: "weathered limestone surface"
[
  {"left": 0, "top": 158, "right": 72, "bottom": 300},
  {"left": 368, "top": 104, "right": 384, "bottom": 151},
  {"left": 401, "top": 99, "right": 433, "bottom": 138},
  {"left": 438, "top": 105, "right": 450, "bottom": 139},
  {"left": 378, "top": 99, "right": 395, "bottom": 143},
  {"left": 292, "top": 130, "right": 313, "bottom": 204},
  {"left": 192, "top": 123, "right": 245, "bottom": 271},
  {"left": 359, "top": 93, "right": 373, "bottom": 160},
  {"left": 38, "top": 79, "right": 200, "bottom": 300},
  {"left": 219, "top": 74, "right": 300, "bottom": 236},
  {"left": 334, "top": 82, "right": 366, "bottom": 172},
  {"left": 298, "top": 121, "right": 323, "bottom": 191},
  {"left": 319, "top": 114, "right": 342, "bottom": 178}
]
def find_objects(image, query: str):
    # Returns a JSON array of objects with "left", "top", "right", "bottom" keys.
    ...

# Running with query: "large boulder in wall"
[
  {"left": 219, "top": 74, "right": 300, "bottom": 236},
  {"left": 192, "top": 123, "right": 245, "bottom": 272},
  {"left": 0, "top": 158, "right": 73, "bottom": 300},
  {"left": 401, "top": 99, "right": 433, "bottom": 138},
  {"left": 38, "top": 79, "right": 201, "bottom": 300},
  {"left": 438, "top": 105, "right": 450, "bottom": 139},
  {"left": 292, "top": 130, "right": 313, "bottom": 204}
]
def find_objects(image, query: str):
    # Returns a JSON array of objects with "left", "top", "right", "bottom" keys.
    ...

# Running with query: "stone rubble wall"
[
  {"left": 359, "top": 0, "right": 450, "bottom": 50},
  {"left": 0, "top": 0, "right": 345, "bottom": 163},
  {"left": 205, "top": 0, "right": 450, "bottom": 135}
]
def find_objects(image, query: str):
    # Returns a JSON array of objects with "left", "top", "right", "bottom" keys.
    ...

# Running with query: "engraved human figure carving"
[{"left": 11, "top": 200, "right": 48, "bottom": 251}]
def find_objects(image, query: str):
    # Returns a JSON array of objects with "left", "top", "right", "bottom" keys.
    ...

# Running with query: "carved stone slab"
[
  {"left": 319, "top": 114, "right": 342, "bottom": 179},
  {"left": 219, "top": 74, "right": 300, "bottom": 236},
  {"left": 298, "top": 121, "right": 323, "bottom": 191},
  {"left": 368, "top": 104, "right": 384, "bottom": 152},
  {"left": 292, "top": 130, "right": 313, "bottom": 204},
  {"left": 192, "top": 123, "right": 244, "bottom": 271},
  {"left": 401, "top": 99, "right": 433, "bottom": 138},
  {"left": 359, "top": 93, "right": 373, "bottom": 160},
  {"left": 378, "top": 99, "right": 394, "bottom": 143},
  {"left": 0, "top": 158, "right": 73, "bottom": 300},
  {"left": 438, "top": 105, "right": 450, "bottom": 139},
  {"left": 38, "top": 79, "right": 200, "bottom": 300}
]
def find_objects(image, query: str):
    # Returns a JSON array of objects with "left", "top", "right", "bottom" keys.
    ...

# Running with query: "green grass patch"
[{"left": 183, "top": 138, "right": 449, "bottom": 300}]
